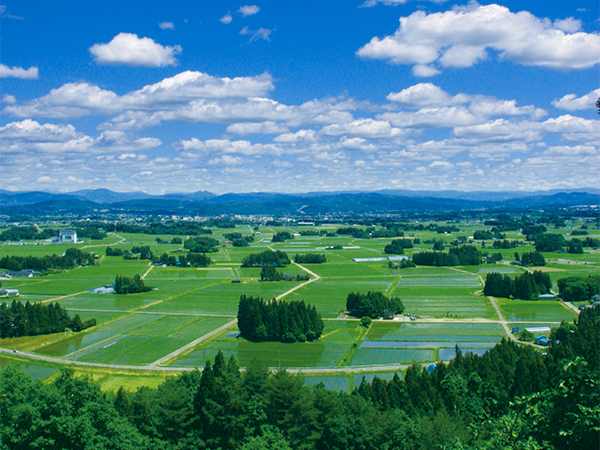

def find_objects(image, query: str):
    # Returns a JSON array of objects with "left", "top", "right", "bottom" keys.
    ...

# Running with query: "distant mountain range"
[{"left": 1, "top": 188, "right": 598, "bottom": 217}]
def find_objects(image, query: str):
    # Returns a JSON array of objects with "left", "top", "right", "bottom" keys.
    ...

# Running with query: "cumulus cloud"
[
  {"left": 320, "top": 118, "right": 404, "bottom": 138},
  {"left": 220, "top": 12, "right": 233, "bottom": 24},
  {"left": 412, "top": 65, "right": 441, "bottom": 77},
  {"left": 552, "top": 89, "right": 600, "bottom": 111},
  {"left": 380, "top": 106, "right": 480, "bottom": 128},
  {"left": 159, "top": 22, "right": 174, "bottom": 30},
  {"left": 89, "top": 33, "right": 182, "bottom": 67},
  {"left": 4, "top": 72, "right": 274, "bottom": 119},
  {"left": 2, "top": 94, "right": 17, "bottom": 104},
  {"left": 226, "top": 121, "right": 288, "bottom": 135},
  {"left": 0, "top": 63, "right": 38, "bottom": 79},
  {"left": 274, "top": 129, "right": 317, "bottom": 143},
  {"left": 361, "top": 0, "right": 448, "bottom": 6},
  {"left": 387, "top": 83, "right": 468, "bottom": 107},
  {"left": 357, "top": 4, "right": 600, "bottom": 72},
  {"left": 238, "top": 5, "right": 260, "bottom": 16},
  {"left": 178, "top": 138, "right": 283, "bottom": 156}
]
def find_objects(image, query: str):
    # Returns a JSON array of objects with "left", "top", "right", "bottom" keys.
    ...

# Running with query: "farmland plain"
[{"left": 0, "top": 219, "right": 594, "bottom": 390}]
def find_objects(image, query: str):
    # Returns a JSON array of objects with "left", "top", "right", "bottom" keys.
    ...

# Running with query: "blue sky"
[{"left": 1, "top": 0, "right": 598, "bottom": 194}]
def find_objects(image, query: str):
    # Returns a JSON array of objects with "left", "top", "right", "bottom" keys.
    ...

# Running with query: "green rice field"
[{"left": 1, "top": 221, "right": 595, "bottom": 390}]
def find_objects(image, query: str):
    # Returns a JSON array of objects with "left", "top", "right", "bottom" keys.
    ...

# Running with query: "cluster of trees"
[
  {"left": 113, "top": 222, "right": 213, "bottom": 235},
  {"left": 241, "top": 250, "right": 290, "bottom": 267},
  {"left": 384, "top": 238, "right": 413, "bottom": 254},
  {"left": 492, "top": 239, "right": 519, "bottom": 249},
  {"left": 371, "top": 228, "right": 404, "bottom": 238},
  {"left": 224, "top": 232, "right": 254, "bottom": 247},
  {"left": 114, "top": 274, "right": 152, "bottom": 294},
  {"left": 483, "top": 252, "right": 503, "bottom": 264},
  {"left": 0, "top": 300, "right": 95, "bottom": 338},
  {"left": 155, "top": 237, "right": 183, "bottom": 244},
  {"left": 294, "top": 253, "right": 326, "bottom": 264},
  {"left": 154, "top": 252, "right": 212, "bottom": 268},
  {"left": 483, "top": 271, "right": 552, "bottom": 300},
  {"left": 184, "top": 237, "right": 219, "bottom": 253},
  {"left": 0, "top": 248, "right": 95, "bottom": 272},
  {"left": 1, "top": 306, "right": 598, "bottom": 450},
  {"left": 272, "top": 231, "right": 294, "bottom": 242},
  {"left": 534, "top": 233, "right": 565, "bottom": 252},
  {"left": 557, "top": 275, "right": 600, "bottom": 302},
  {"left": 389, "top": 259, "right": 416, "bottom": 269},
  {"left": 346, "top": 291, "right": 404, "bottom": 318},
  {"left": 412, "top": 245, "right": 481, "bottom": 267},
  {"left": 519, "top": 251, "right": 546, "bottom": 266},
  {"left": 0, "top": 226, "right": 58, "bottom": 241},
  {"left": 473, "top": 230, "right": 505, "bottom": 240},
  {"left": 260, "top": 266, "right": 285, "bottom": 281},
  {"left": 237, "top": 295, "right": 324, "bottom": 342},
  {"left": 336, "top": 227, "right": 370, "bottom": 239}
]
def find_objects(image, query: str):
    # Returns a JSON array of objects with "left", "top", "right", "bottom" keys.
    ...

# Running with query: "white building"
[{"left": 59, "top": 229, "right": 78, "bottom": 243}]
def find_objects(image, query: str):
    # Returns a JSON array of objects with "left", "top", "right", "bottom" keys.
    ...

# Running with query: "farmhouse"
[
  {"left": 0, "top": 289, "right": 19, "bottom": 297},
  {"left": 535, "top": 335, "right": 549, "bottom": 346},
  {"left": 7, "top": 269, "right": 42, "bottom": 278}
]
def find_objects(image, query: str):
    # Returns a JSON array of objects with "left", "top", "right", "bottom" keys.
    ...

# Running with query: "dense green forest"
[
  {"left": 557, "top": 275, "right": 600, "bottom": 302},
  {"left": 294, "top": 253, "right": 326, "bottom": 264},
  {"left": 483, "top": 271, "right": 552, "bottom": 300},
  {"left": 346, "top": 291, "right": 404, "bottom": 318},
  {"left": 237, "top": 295, "right": 324, "bottom": 342},
  {"left": 2, "top": 306, "right": 597, "bottom": 450},
  {"left": 0, "top": 248, "right": 95, "bottom": 272},
  {"left": 241, "top": 250, "right": 290, "bottom": 267},
  {"left": 384, "top": 238, "right": 414, "bottom": 255},
  {"left": 114, "top": 274, "right": 153, "bottom": 295},
  {"left": 412, "top": 245, "right": 481, "bottom": 266},
  {"left": 0, "top": 300, "right": 95, "bottom": 338}
]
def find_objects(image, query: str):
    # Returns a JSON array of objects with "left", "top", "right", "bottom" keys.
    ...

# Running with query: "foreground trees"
[{"left": 2, "top": 306, "right": 598, "bottom": 450}]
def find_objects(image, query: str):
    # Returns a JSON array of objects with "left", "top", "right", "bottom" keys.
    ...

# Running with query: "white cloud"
[
  {"left": 380, "top": 106, "right": 480, "bottom": 128},
  {"left": 2, "top": 94, "right": 17, "bottom": 104},
  {"left": 226, "top": 121, "right": 288, "bottom": 135},
  {"left": 220, "top": 12, "right": 233, "bottom": 24},
  {"left": 0, "top": 119, "right": 82, "bottom": 143},
  {"left": 209, "top": 155, "right": 245, "bottom": 165},
  {"left": 274, "top": 129, "right": 317, "bottom": 143},
  {"left": 429, "top": 160, "right": 453, "bottom": 170},
  {"left": 4, "top": 72, "right": 274, "bottom": 119},
  {"left": 454, "top": 119, "right": 542, "bottom": 142},
  {"left": 412, "top": 65, "right": 441, "bottom": 77},
  {"left": 387, "top": 83, "right": 468, "bottom": 107},
  {"left": 361, "top": 0, "right": 448, "bottom": 7},
  {"left": 552, "top": 89, "right": 600, "bottom": 111},
  {"left": 320, "top": 118, "right": 404, "bottom": 138},
  {"left": 178, "top": 138, "right": 283, "bottom": 156},
  {"left": 553, "top": 18, "right": 581, "bottom": 33},
  {"left": 238, "top": 5, "right": 260, "bottom": 17},
  {"left": 357, "top": 4, "right": 600, "bottom": 72},
  {"left": 240, "top": 26, "right": 272, "bottom": 41},
  {"left": 0, "top": 63, "right": 38, "bottom": 79},
  {"left": 159, "top": 22, "right": 174, "bottom": 30},
  {"left": 89, "top": 33, "right": 182, "bottom": 67}
]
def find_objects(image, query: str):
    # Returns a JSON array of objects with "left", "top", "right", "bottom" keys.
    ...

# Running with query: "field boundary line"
[
  {"left": 141, "top": 264, "right": 154, "bottom": 280},
  {"left": 385, "top": 276, "right": 401, "bottom": 296},
  {"left": 41, "top": 290, "right": 89, "bottom": 304},
  {"left": 133, "top": 279, "right": 227, "bottom": 311},
  {"left": 150, "top": 318, "right": 238, "bottom": 367}
]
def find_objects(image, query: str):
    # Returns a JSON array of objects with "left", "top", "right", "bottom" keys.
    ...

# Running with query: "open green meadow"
[{"left": 1, "top": 220, "right": 596, "bottom": 390}]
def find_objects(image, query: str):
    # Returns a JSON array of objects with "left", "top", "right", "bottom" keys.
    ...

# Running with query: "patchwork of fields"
[{"left": 1, "top": 221, "right": 593, "bottom": 390}]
